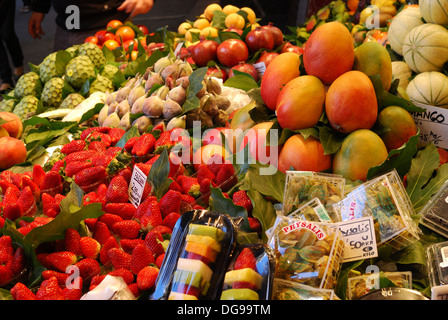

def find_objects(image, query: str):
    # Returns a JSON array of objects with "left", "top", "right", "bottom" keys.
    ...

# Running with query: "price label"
[
  {"left": 174, "top": 42, "right": 184, "bottom": 57},
  {"left": 128, "top": 165, "right": 148, "bottom": 208},
  {"left": 410, "top": 102, "right": 448, "bottom": 149},
  {"left": 253, "top": 61, "right": 266, "bottom": 78},
  {"left": 337, "top": 216, "right": 378, "bottom": 262}
]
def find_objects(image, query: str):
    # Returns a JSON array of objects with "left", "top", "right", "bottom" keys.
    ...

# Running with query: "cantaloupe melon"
[
  {"left": 419, "top": 0, "right": 448, "bottom": 26},
  {"left": 391, "top": 61, "right": 413, "bottom": 97},
  {"left": 402, "top": 23, "right": 448, "bottom": 73},
  {"left": 406, "top": 71, "right": 448, "bottom": 108}
]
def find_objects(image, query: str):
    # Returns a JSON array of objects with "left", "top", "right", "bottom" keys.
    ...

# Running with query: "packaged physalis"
[
  {"left": 151, "top": 210, "right": 236, "bottom": 300},
  {"left": 272, "top": 278, "right": 337, "bottom": 300},
  {"left": 426, "top": 241, "right": 448, "bottom": 299},
  {"left": 268, "top": 216, "right": 345, "bottom": 289},
  {"left": 282, "top": 171, "right": 345, "bottom": 222},
  {"left": 333, "top": 170, "right": 420, "bottom": 251},
  {"left": 419, "top": 179, "right": 448, "bottom": 238},
  {"left": 220, "top": 244, "right": 275, "bottom": 300},
  {"left": 346, "top": 271, "right": 412, "bottom": 300}
]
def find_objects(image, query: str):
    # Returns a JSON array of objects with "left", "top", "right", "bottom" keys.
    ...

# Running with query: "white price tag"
[
  {"left": 174, "top": 42, "right": 184, "bottom": 57},
  {"left": 410, "top": 102, "right": 448, "bottom": 149},
  {"left": 128, "top": 165, "right": 148, "bottom": 208},
  {"left": 337, "top": 216, "right": 378, "bottom": 262},
  {"left": 253, "top": 61, "right": 266, "bottom": 78}
]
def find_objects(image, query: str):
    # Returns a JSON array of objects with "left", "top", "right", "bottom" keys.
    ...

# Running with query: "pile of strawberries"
[{"left": 0, "top": 123, "right": 260, "bottom": 300}]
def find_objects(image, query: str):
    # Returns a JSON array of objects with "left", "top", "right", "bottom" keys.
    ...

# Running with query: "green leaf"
[
  {"left": 211, "top": 10, "right": 227, "bottom": 29},
  {"left": 102, "top": 45, "right": 117, "bottom": 63},
  {"left": 240, "top": 163, "right": 286, "bottom": 203},
  {"left": 182, "top": 67, "right": 208, "bottom": 114},
  {"left": 406, "top": 144, "right": 448, "bottom": 213},
  {"left": 147, "top": 148, "right": 172, "bottom": 200},
  {"left": 247, "top": 189, "right": 277, "bottom": 243},
  {"left": 224, "top": 74, "right": 259, "bottom": 91},
  {"left": 55, "top": 50, "right": 72, "bottom": 75},
  {"left": 318, "top": 125, "right": 346, "bottom": 155},
  {"left": 78, "top": 102, "right": 104, "bottom": 123},
  {"left": 115, "top": 125, "right": 140, "bottom": 148}
]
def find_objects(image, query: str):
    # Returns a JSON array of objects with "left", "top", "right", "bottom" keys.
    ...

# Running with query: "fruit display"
[{"left": 3, "top": 0, "right": 448, "bottom": 303}]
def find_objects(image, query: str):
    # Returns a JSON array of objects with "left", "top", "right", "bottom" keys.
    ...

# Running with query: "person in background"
[
  {"left": 28, "top": 0, "right": 155, "bottom": 51},
  {"left": 0, "top": 0, "right": 24, "bottom": 94}
]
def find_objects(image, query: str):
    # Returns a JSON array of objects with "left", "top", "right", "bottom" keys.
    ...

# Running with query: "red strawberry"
[
  {"left": 90, "top": 274, "right": 106, "bottom": 288},
  {"left": 41, "top": 270, "right": 69, "bottom": 287},
  {"left": 21, "top": 175, "right": 40, "bottom": 201},
  {"left": 74, "top": 166, "right": 107, "bottom": 193},
  {"left": 74, "top": 257, "right": 101, "bottom": 279},
  {"left": 86, "top": 131, "right": 112, "bottom": 147},
  {"left": 233, "top": 281, "right": 259, "bottom": 290},
  {"left": 112, "top": 220, "right": 141, "bottom": 239},
  {"left": 98, "top": 213, "right": 123, "bottom": 230},
  {"left": 88, "top": 140, "right": 107, "bottom": 153},
  {"left": 9, "top": 247, "right": 26, "bottom": 276},
  {"left": 248, "top": 217, "right": 262, "bottom": 234},
  {"left": 46, "top": 251, "right": 78, "bottom": 273},
  {"left": 17, "top": 186, "right": 37, "bottom": 217},
  {"left": 152, "top": 225, "right": 172, "bottom": 236},
  {"left": 136, "top": 266, "right": 159, "bottom": 291},
  {"left": 42, "top": 193, "right": 60, "bottom": 218},
  {"left": 64, "top": 161, "right": 93, "bottom": 177},
  {"left": 92, "top": 220, "right": 112, "bottom": 245},
  {"left": 168, "top": 178, "right": 182, "bottom": 192},
  {"left": 155, "top": 253, "right": 165, "bottom": 269},
  {"left": 152, "top": 121, "right": 166, "bottom": 134},
  {"left": 0, "top": 236, "right": 14, "bottom": 265},
  {"left": 36, "top": 276, "right": 65, "bottom": 300},
  {"left": 159, "top": 189, "right": 182, "bottom": 218},
  {"left": 197, "top": 164, "right": 215, "bottom": 184},
  {"left": 108, "top": 127, "right": 126, "bottom": 146},
  {"left": 106, "top": 175, "right": 129, "bottom": 203},
  {"left": 64, "top": 228, "right": 82, "bottom": 256},
  {"left": 80, "top": 237, "right": 101, "bottom": 259},
  {"left": 106, "top": 146, "right": 123, "bottom": 157},
  {"left": 10, "top": 282, "right": 37, "bottom": 300},
  {"left": 172, "top": 282, "right": 200, "bottom": 298},
  {"left": 105, "top": 203, "right": 136, "bottom": 220},
  {"left": 216, "top": 163, "right": 237, "bottom": 192},
  {"left": 186, "top": 252, "right": 211, "bottom": 265},
  {"left": 177, "top": 175, "right": 200, "bottom": 197},
  {"left": 123, "top": 136, "right": 139, "bottom": 153},
  {"left": 130, "top": 243, "right": 155, "bottom": 275},
  {"left": 127, "top": 282, "right": 141, "bottom": 298},
  {"left": 62, "top": 276, "right": 83, "bottom": 300},
  {"left": 117, "top": 166, "right": 133, "bottom": 184},
  {"left": 91, "top": 154, "right": 114, "bottom": 168},
  {"left": 83, "top": 191, "right": 98, "bottom": 206},
  {"left": 206, "top": 154, "right": 225, "bottom": 176},
  {"left": 132, "top": 133, "right": 156, "bottom": 156},
  {"left": 61, "top": 139, "right": 86, "bottom": 155},
  {"left": 138, "top": 199, "right": 162, "bottom": 232},
  {"left": 99, "top": 236, "right": 119, "bottom": 265},
  {"left": 162, "top": 212, "right": 181, "bottom": 231},
  {"left": 144, "top": 230, "right": 165, "bottom": 258},
  {"left": 2, "top": 203, "right": 22, "bottom": 221},
  {"left": 108, "top": 247, "right": 132, "bottom": 270},
  {"left": 51, "top": 159, "right": 65, "bottom": 173},
  {"left": 108, "top": 268, "right": 135, "bottom": 285},
  {"left": 234, "top": 247, "right": 257, "bottom": 271},
  {"left": 32, "top": 164, "right": 46, "bottom": 187},
  {"left": 96, "top": 183, "right": 108, "bottom": 207},
  {"left": 199, "top": 177, "right": 217, "bottom": 196},
  {"left": 0, "top": 217, "right": 5, "bottom": 229},
  {"left": 64, "top": 150, "right": 98, "bottom": 164},
  {"left": 120, "top": 239, "right": 146, "bottom": 253},
  {"left": 80, "top": 127, "right": 111, "bottom": 141},
  {"left": 0, "top": 265, "right": 13, "bottom": 286},
  {"left": 154, "top": 131, "right": 175, "bottom": 154},
  {"left": 232, "top": 190, "right": 253, "bottom": 214},
  {"left": 40, "top": 171, "right": 63, "bottom": 196}
]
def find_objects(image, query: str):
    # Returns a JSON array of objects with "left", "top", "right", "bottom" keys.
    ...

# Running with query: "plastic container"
[
  {"left": 347, "top": 271, "right": 413, "bottom": 300},
  {"left": 282, "top": 171, "right": 345, "bottom": 222},
  {"left": 220, "top": 243, "right": 276, "bottom": 300},
  {"left": 268, "top": 216, "right": 345, "bottom": 290},
  {"left": 150, "top": 210, "right": 236, "bottom": 300},
  {"left": 333, "top": 170, "right": 420, "bottom": 252},
  {"left": 419, "top": 179, "right": 448, "bottom": 238},
  {"left": 356, "top": 287, "right": 429, "bottom": 300},
  {"left": 426, "top": 241, "right": 448, "bottom": 299},
  {"left": 271, "top": 278, "right": 336, "bottom": 300}
]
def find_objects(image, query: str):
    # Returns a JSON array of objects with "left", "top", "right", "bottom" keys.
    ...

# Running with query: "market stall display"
[{"left": 1, "top": 0, "right": 448, "bottom": 301}]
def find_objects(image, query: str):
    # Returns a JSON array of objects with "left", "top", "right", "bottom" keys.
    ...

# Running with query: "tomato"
[
  {"left": 95, "top": 30, "right": 107, "bottom": 45},
  {"left": 115, "top": 26, "right": 136, "bottom": 44},
  {"left": 229, "top": 62, "right": 258, "bottom": 82},
  {"left": 122, "top": 39, "right": 139, "bottom": 52},
  {"left": 137, "top": 24, "right": 149, "bottom": 35},
  {"left": 84, "top": 36, "right": 98, "bottom": 45},
  {"left": 245, "top": 27, "right": 274, "bottom": 53},
  {"left": 103, "top": 32, "right": 116, "bottom": 42},
  {"left": 107, "top": 19, "right": 123, "bottom": 30},
  {"left": 103, "top": 39, "right": 120, "bottom": 51},
  {"left": 191, "top": 39, "right": 219, "bottom": 67},
  {"left": 216, "top": 39, "right": 249, "bottom": 67}
]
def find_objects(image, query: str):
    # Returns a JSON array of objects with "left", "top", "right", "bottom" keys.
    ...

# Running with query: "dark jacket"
[{"left": 31, "top": 0, "right": 130, "bottom": 32}]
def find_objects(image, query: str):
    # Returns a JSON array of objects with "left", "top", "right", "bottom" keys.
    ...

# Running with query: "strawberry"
[
  {"left": 123, "top": 136, "right": 139, "bottom": 153},
  {"left": 46, "top": 251, "right": 78, "bottom": 273},
  {"left": 62, "top": 276, "right": 83, "bottom": 300},
  {"left": 177, "top": 175, "right": 200, "bottom": 198},
  {"left": 41, "top": 270, "right": 69, "bottom": 287},
  {"left": 120, "top": 239, "right": 146, "bottom": 253},
  {"left": 172, "top": 282, "right": 200, "bottom": 298},
  {"left": 234, "top": 247, "right": 257, "bottom": 271},
  {"left": 10, "top": 282, "right": 37, "bottom": 300},
  {"left": 21, "top": 175, "right": 40, "bottom": 201},
  {"left": 88, "top": 140, "right": 107, "bottom": 153},
  {"left": 136, "top": 266, "right": 159, "bottom": 291},
  {"left": 98, "top": 213, "right": 123, "bottom": 229},
  {"left": 0, "top": 236, "right": 14, "bottom": 265},
  {"left": 74, "top": 165, "right": 107, "bottom": 193},
  {"left": 168, "top": 178, "right": 182, "bottom": 192},
  {"left": 108, "top": 127, "right": 126, "bottom": 146},
  {"left": 108, "top": 247, "right": 132, "bottom": 270},
  {"left": 2, "top": 203, "right": 22, "bottom": 221},
  {"left": 64, "top": 161, "right": 93, "bottom": 177},
  {"left": 80, "top": 237, "right": 101, "bottom": 259},
  {"left": 90, "top": 274, "right": 106, "bottom": 288},
  {"left": 132, "top": 133, "right": 156, "bottom": 156},
  {"left": 233, "top": 281, "right": 259, "bottom": 291},
  {"left": 162, "top": 212, "right": 181, "bottom": 231},
  {"left": 86, "top": 131, "right": 112, "bottom": 148},
  {"left": 152, "top": 121, "right": 166, "bottom": 134},
  {"left": 0, "top": 265, "right": 13, "bottom": 286},
  {"left": 92, "top": 220, "right": 112, "bottom": 245},
  {"left": 40, "top": 171, "right": 63, "bottom": 196},
  {"left": 206, "top": 154, "right": 225, "bottom": 176},
  {"left": 159, "top": 189, "right": 182, "bottom": 218},
  {"left": 9, "top": 247, "right": 26, "bottom": 276},
  {"left": 80, "top": 127, "right": 111, "bottom": 141},
  {"left": 128, "top": 282, "right": 141, "bottom": 298},
  {"left": 108, "top": 268, "right": 135, "bottom": 285},
  {"left": 64, "top": 150, "right": 98, "bottom": 164},
  {"left": 32, "top": 164, "right": 46, "bottom": 187},
  {"left": 74, "top": 257, "right": 101, "bottom": 279},
  {"left": 137, "top": 198, "right": 162, "bottom": 232},
  {"left": 51, "top": 159, "right": 66, "bottom": 173},
  {"left": 130, "top": 243, "right": 155, "bottom": 275},
  {"left": 106, "top": 146, "right": 123, "bottom": 157},
  {"left": 199, "top": 177, "right": 217, "bottom": 196},
  {"left": 83, "top": 191, "right": 98, "bottom": 206},
  {"left": 155, "top": 253, "right": 165, "bottom": 269},
  {"left": 144, "top": 230, "right": 165, "bottom": 258},
  {"left": 232, "top": 190, "right": 253, "bottom": 214},
  {"left": 215, "top": 163, "right": 237, "bottom": 192},
  {"left": 99, "top": 236, "right": 119, "bottom": 265},
  {"left": 154, "top": 131, "right": 175, "bottom": 154},
  {"left": 105, "top": 202, "right": 136, "bottom": 220},
  {"left": 117, "top": 166, "right": 132, "bottom": 184},
  {"left": 152, "top": 225, "right": 172, "bottom": 236},
  {"left": 186, "top": 252, "right": 211, "bottom": 265},
  {"left": 90, "top": 154, "right": 114, "bottom": 168},
  {"left": 106, "top": 175, "right": 129, "bottom": 203},
  {"left": 197, "top": 164, "right": 215, "bottom": 184},
  {"left": 36, "top": 276, "right": 65, "bottom": 300},
  {"left": 61, "top": 139, "right": 86, "bottom": 155},
  {"left": 96, "top": 183, "right": 108, "bottom": 207},
  {"left": 0, "top": 217, "right": 5, "bottom": 229},
  {"left": 248, "top": 217, "right": 262, "bottom": 235},
  {"left": 42, "top": 193, "right": 60, "bottom": 218},
  {"left": 17, "top": 186, "right": 37, "bottom": 217},
  {"left": 112, "top": 220, "right": 141, "bottom": 239}
]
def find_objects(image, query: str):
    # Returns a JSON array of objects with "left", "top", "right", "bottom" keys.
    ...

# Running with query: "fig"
[
  {"left": 161, "top": 63, "right": 179, "bottom": 81},
  {"left": 142, "top": 95, "right": 164, "bottom": 118},
  {"left": 196, "top": 81, "right": 207, "bottom": 98},
  {"left": 167, "top": 83, "right": 187, "bottom": 105},
  {"left": 103, "top": 112, "right": 121, "bottom": 128},
  {"left": 215, "top": 95, "right": 231, "bottom": 111},
  {"left": 145, "top": 71, "right": 164, "bottom": 93},
  {"left": 115, "top": 86, "right": 131, "bottom": 103},
  {"left": 152, "top": 84, "right": 169, "bottom": 100},
  {"left": 107, "top": 100, "right": 118, "bottom": 115},
  {"left": 131, "top": 95, "right": 146, "bottom": 114},
  {"left": 163, "top": 99, "right": 183, "bottom": 120},
  {"left": 199, "top": 109, "right": 214, "bottom": 128},
  {"left": 213, "top": 109, "right": 229, "bottom": 127},
  {"left": 205, "top": 77, "right": 222, "bottom": 95},
  {"left": 201, "top": 95, "right": 218, "bottom": 117},
  {"left": 119, "top": 112, "right": 132, "bottom": 131},
  {"left": 132, "top": 115, "right": 152, "bottom": 134},
  {"left": 116, "top": 100, "right": 131, "bottom": 118},
  {"left": 185, "top": 109, "right": 201, "bottom": 128},
  {"left": 166, "top": 115, "right": 186, "bottom": 131},
  {"left": 153, "top": 56, "right": 173, "bottom": 74},
  {"left": 177, "top": 61, "right": 193, "bottom": 78},
  {"left": 106, "top": 92, "right": 117, "bottom": 105},
  {"left": 128, "top": 84, "right": 146, "bottom": 107},
  {"left": 175, "top": 76, "right": 190, "bottom": 89},
  {"left": 98, "top": 105, "right": 109, "bottom": 126}
]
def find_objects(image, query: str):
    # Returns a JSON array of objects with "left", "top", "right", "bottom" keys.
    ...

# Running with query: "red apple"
[
  {"left": 0, "top": 137, "right": 27, "bottom": 170},
  {"left": 0, "top": 111, "right": 23, "bottom": 139}
]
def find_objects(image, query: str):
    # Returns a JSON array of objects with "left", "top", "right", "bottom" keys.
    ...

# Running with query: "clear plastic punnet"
[
  {"left": 426, "top": 241, "right": 448, "bottom": 299},
  {"left": 419, "top": 179, "right": 448, "bottom": 238},
  {"left": 271, "top": 278, "right": 337, "bottom": 300},
  {"left": 332, "top": 169, "right": 420, "bottom": 252},
  {"left": 268, "top": 216, "right": 345, "bottom": 290},
  {"left": 282, "top": 171, "right": 345, "bottom": 222}
]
